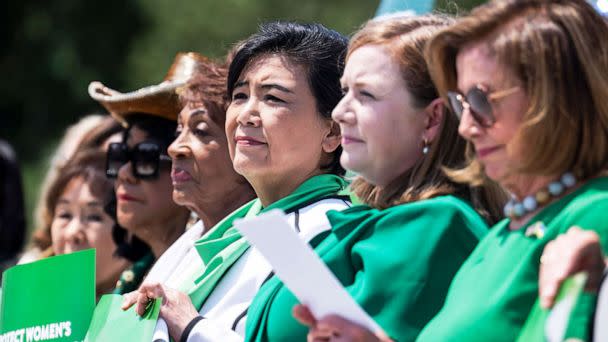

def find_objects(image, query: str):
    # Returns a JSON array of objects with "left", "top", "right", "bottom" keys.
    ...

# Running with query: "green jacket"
[
  {"left": 245, "top": 195, "right": 488, "bottom": 341},
  {"left": 417, "top": 176, "right": 608, "bottom": 342}
]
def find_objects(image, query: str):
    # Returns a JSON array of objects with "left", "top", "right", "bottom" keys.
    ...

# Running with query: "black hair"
[
  {"left": 111, "top": 113, "right": 178, "bottom": 261},
  {"left": 227, "top": 21, "right": 348, "bottom": 175},
  {"left": 123, "top": 113, "right": 178, "bottom": 154}
]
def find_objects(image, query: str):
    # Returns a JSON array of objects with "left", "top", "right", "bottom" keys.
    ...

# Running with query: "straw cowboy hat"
[{"left": 88, "top": 52, "right": 210, "bottom": 125}]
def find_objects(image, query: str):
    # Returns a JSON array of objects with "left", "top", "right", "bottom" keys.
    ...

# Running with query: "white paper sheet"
[{"left": 234, "top": 209, "right": 384, "bottom": 335}]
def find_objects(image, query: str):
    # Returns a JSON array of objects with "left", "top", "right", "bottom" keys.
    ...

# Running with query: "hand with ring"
[
  {"left": 538, "top": 226, "right": 606, "bottom": 308},
  {"left": 122, "top": 282, "right": 200, "bottom": 341}
]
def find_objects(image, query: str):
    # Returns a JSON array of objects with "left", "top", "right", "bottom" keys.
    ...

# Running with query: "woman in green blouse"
[
  {"left": 416, "top": 0, "right": 608, "bottom": 340},
  {"left": 244, "top": 14, "right": 506, "bottom": 342},
  {"left": 121, "top": 22, "right": 353, "bottom": 342}
]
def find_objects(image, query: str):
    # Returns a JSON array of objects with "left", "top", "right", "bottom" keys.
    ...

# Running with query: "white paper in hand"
[{"left": 234, "top": 209, "right": 384, "bottom": 335}]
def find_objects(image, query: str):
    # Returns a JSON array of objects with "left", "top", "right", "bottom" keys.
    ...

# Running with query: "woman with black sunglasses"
[
  {"left": 107, "top": 113, "right": 191, "bottom": 294},
  {"left": 112, "top": 113, "right": 190, "bottom": 256},
  {"left": 89, "top": 53, "right": 210, "bottom": 293}
]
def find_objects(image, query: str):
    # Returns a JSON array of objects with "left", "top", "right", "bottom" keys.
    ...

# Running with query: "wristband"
[{"left": 179, "top": 316, "right": 204, "bottom": 342}]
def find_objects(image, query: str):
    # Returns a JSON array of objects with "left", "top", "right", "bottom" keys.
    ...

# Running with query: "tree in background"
[
  {"left": 123, "top": 0, "right": 378, "bottom": 89},
  {"left": 0, "top": 140, "right": 26, "bottom": 278},
  {"left": 0, "top": 0, "right": 145, "bottom": 160}
]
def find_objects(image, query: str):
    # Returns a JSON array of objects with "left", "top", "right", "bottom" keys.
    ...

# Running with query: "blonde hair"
[
  {"left": 426, "top": 0, "right": 608, "bottom": 184},
  {"left": 348, "top": 14, "right": 506, "bottom": 223}
]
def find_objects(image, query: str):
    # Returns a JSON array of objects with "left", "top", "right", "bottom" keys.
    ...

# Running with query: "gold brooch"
[
  {"left": 525, "top": 221, "right": 546, "bottom": 239},
  {"left": 122, "top": 270, "right": 135, "bottom": 282}
]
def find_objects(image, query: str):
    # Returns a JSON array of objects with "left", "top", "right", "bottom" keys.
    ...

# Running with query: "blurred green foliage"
[
  {"left": 126, "top": 0, "right": 380, "bottom": 89},
  {"left": 1, "top": 0, "right": 144, "bottom": 160}
]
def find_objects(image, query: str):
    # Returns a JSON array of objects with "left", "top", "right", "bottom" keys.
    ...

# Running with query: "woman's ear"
[
  {"left": 322, "top": 120, "right": 341, "bottom": 153},
  {"left": 422, "top": 98, "right": 445, "bottom": 143}
]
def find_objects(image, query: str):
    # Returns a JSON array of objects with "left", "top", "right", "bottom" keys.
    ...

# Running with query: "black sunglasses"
[
  {"left": 106, "top": 142, "right": 171, "bottom": 179},
  {"left": 447, "top": 84, "right": 520, "bottom": 128}
]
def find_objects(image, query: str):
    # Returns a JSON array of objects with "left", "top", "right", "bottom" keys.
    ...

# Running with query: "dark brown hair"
[
  {"left": 34, "top": 149, "right": 114, "bottom": 256},
  {"left": 177, "top": 56, "right": 229, "bottom": 126}
]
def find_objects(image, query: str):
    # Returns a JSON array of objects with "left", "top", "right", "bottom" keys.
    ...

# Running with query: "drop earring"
[{"left": 422, "top": 139, "right": 430, "bottom": 155}]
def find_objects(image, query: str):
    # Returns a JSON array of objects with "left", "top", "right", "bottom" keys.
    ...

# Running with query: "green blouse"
[
  {"left": 417, "top": 176, "right": 608, "bottom": 342},
  {"left": 245, "top": 195, "right": 488, "bottom": 341}
]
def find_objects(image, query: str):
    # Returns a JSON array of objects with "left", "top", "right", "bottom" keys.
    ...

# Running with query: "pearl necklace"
[{"left": 504, "top": 172, "right": 577, "bottom": 220}]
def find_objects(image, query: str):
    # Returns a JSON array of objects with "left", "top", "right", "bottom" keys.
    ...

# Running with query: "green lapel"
[{"left": 188, "top": 174, "right": 349, "bottom": 309}]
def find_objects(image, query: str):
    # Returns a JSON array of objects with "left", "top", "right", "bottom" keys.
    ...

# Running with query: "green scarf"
[{"left": 187, "top": 174, "right": 349, "bottom": 309}]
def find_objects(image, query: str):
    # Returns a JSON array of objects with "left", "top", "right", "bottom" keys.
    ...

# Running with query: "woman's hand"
[
  {"left": 539, "top": 226, "right": 606, "bottom": 308},
  {"left": 293, "top": 304, "right": 392, "bottom": 342},
  {"left": 122, "top": 283, "right": 199, "bottom": 341}
]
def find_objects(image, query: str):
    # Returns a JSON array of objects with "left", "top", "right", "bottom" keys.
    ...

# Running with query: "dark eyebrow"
[
  {"left": 189, "top": 109, "right": 207, "bottom": 118},
  {"left": 234, "top": 81, "right": 248, "bottom": 89},
  {"left": 86, "top": 201, "right": 102, "bottom": 208},
  {"left": 261, "top": 83, "right": 293, "bottom": 94}
]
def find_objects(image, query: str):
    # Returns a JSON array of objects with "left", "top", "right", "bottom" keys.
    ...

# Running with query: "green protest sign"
[
  {"left": 84, "top": 294, "right": 161, "bottom": 341},
  {"left": 0, "top": 249, "right": 95, "bottom": 342}
]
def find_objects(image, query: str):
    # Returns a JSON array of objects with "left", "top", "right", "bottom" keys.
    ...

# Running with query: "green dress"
[
  {"left": 417, "top": 176, "right": 608, "bottom": 342},
  {"left": 245, "top": 195, "right": 488, "bottom": 341}
]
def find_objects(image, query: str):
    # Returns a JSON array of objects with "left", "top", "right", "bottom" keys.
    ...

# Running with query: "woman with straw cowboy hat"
[{"left": 89, "top": 52, "right": 207, "bottom": 126}]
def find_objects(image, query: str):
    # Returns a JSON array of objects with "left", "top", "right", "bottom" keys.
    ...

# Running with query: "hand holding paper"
[
  {"left": 84, "top": 294, "right": 161, "bottom": 341},
  {"left": 234, "top": 209, "right": 385, "bottom": 335}
]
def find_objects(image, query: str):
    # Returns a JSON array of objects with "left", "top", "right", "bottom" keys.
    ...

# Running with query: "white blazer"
[{"left": 153, "top": 197, "right": 350, "bottom": 342}]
